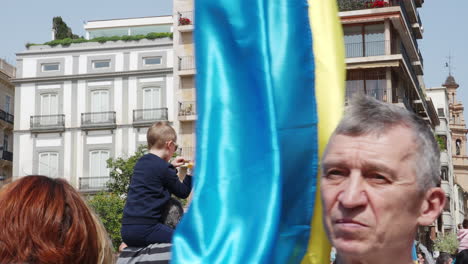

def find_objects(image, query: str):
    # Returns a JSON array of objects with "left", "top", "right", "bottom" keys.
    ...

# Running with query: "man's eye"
[
  {"left": 368, "top": 174, "right": 389, "bottom": 183},
  {"left": 326, "top": 169, "right": 346, "bottom": 178}
]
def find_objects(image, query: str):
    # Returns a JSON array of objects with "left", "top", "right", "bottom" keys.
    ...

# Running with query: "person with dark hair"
[
  {"left": 458, "top": 219, "right": 468, "bottom": 252},
  {"left": 0, "top": 175, "right": 114, "bottom": 264},
  {"left": 436, "top": 252, "right": 453, "bottom": 264},
  {"left": 321, "top": 96, "right": 446, "bottom": 264}
]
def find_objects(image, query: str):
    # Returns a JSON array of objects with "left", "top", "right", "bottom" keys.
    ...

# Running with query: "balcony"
[
  {"left": 133, "top": 108, "right": 168, "bottom": 127},
  {"left": 178, "top": 11, "right": 194, "bottom": 32},
  {"left": 345, "top": 40, "right": 387, "bottom": 58},
  {"left": 178, "top": 101, "right": 197, "bottom": 122},
  {"left": 30, "top": 114, "right": 65, "bottom": 133},
  {"left": 1, "top": 150, "right": 12, "bottom": 162},
  {"left": 178, "top": 56, "right": 196, "bottom": 76},
  {"left": 339, "top": 0, "right": 423, "bottom": 71},
  {"left": 441, "top": 180, "right": 452, "bottom": 198},
  {"left": 81, "top": 112, "right": 116, "bottom": 130},
  {"left": 79, "top": 176, "right": 110, "bottom": 192},
  {"left": 346, "top": 87, "right": 387, "bottom": 103},
  {"left": 442, "top": 212, "right": 453, "bottom": 229},
  {"left": 0, "top": 109, "right": 13, "bottom": 125},
  {"left": 179, "top": 146, "right": 195, "bottom": 161}
]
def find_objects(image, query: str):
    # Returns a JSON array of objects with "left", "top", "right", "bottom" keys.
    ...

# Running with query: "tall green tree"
[
  {"left": 52, "top": 16, "right": 79, "bottom": 40},
  {"left": 106, "top": 144, "right": 147, "bottom": 197}
]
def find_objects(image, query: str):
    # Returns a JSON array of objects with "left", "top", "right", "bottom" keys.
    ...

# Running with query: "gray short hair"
[{"left": 328, "top": 95, "right": 440, "bottom": 191}]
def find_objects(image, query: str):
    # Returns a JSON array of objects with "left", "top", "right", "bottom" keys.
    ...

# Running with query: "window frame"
[{"left": 41, "top": 63, "right": 60, "bottom": 72}]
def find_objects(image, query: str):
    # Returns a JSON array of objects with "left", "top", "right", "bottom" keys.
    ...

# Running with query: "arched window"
[{"left": 456, "top": 139, "right": 462, "bottom": 155}]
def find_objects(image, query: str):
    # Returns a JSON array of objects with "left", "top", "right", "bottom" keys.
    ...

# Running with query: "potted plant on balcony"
[
  {"left": 179, "top": 17, "right": 191, "bottom": 26},
  {"left": 367, "top": 0, "right": 390, "bottom": 8}
]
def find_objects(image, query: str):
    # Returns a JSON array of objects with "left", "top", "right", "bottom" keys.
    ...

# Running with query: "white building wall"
[
  {"left": 14, "top": 26, "right": 173, "bottom": 190},
  {"left": 18, "top": 83, "right": 35, "bottom": 130},
  {"left": 17, "top": 134, "right": 34, "bottom": 176}
]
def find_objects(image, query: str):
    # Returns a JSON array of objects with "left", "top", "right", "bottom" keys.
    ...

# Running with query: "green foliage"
[
  {"left": 434, "top": 232, "right": 459, "bottom": 254},
  {"left": 26, "top": 32, "right": 173, "bottom": 48},
  {"left": 106, "top": 144, "right": 147, "bottom": 197},
  {"left": 52, "top": 16, "right": 79, "bottom": 40},
  {"left": 436, "top": 135, "right": 447, "bottom": 150},
  {"left": 337, "top": 0, "right": 368, "bottom": 11},
  {"left": 88, "top": 192, "right": 125, "bottom": 251}
]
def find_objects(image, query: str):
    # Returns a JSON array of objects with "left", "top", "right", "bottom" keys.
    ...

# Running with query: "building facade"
[
  {"left": 427, "top": 86, "right": 461, "bottom": 233},
  {"left": 0, "top": 59, "right": 15, "bottom": 187},
  {"left": 173, "top": 0, "right": 196, "bottom": 162},
  {"left": 13, "top": 16, "right": 174, "bottom": 192},
  {"left": 338, "top": 0, "right": 438, "bottom": 128},
  {"left": 444, "top": 75, "right": 468, "bottom": 224}
]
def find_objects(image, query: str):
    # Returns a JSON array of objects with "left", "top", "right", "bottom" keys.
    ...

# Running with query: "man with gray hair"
[{"left": 321, "top": 96, "right": 445, "bottom": 264}]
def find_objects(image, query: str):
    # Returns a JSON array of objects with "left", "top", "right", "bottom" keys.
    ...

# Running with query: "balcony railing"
[
  {"left": 0, "top": 109, "right": 13, "bottom": 124},
  {"left": 1, "top": 150, "right": 12, "bottom": 162},
  {"left": 179, "top": 146, "right": 195, "bottom": 161},
  {"left": 179, "top": 56, "right": 195, "bottom": 71},
  {"left": 79, "top": 176, "right": 110, "bottom": 192},
  {"left": 133, "top": 108, "right": 168, "bottom": 126},
  {"left": 338, "top": 0, "right": 398, "bottom": 12},
  {"left": 346, "top": 87, "right": 387, "bottom": 102},
  {"left": 178, "top": 101, "right": 196, "bottom": 116},
  {"left": 30, "top": 114, "right": 65, "bottom": 132},
  {"left": 345, "top": 40, "right": 387, "bottom": 58},
  {"left": 178, "top": 11, "right": 194, "bottom": 26},
  {"left": 81, "top": 111, "right": 116, "bottom": 129}
]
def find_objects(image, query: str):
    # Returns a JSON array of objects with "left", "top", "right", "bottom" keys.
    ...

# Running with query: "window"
[
  {"left": 92, "top": 60, "right": 111, "bottom": 69},
  {"left": 91, "top": 90, "right": 110, "bottom": 122},
  {"left": 89, "top": 150, "right": 110, "bottom": 178},
  {"left": 41, "top": 63, "right": 60, "bottom": 72},
  {"left": 437, "top": 108, "right": 445, "bottom": 117},
  {"left": 346, "top": 70, "right": 387, "bottom": 101},
  {"left": 142, "top": 87, "right": 162, "bottom": 119},
  {"left": 40, "top": 93, "right": 59, "bottom": 125},
  {"left": 441, "top": 166, "right": 449, "bottom": 181},
  {"left": 5, "top": 96, "right": 11, "bottom": 114},
  {"left": 38, "top": 152, "right": 59, "bottom": 178},
  {"left": 143, "top": 57, "right": 162, "bottom": 65},
  {"left": 3, "top": 134, "right": 8, "bottom": 152},
  {"left": 344, "top": 24, "right": 385, "bottom": 58},
  {"left": 444, "top": 197, "right": 451, "bottom": 212}
]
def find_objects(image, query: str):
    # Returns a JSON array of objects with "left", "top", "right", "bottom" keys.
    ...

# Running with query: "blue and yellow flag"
[{"left": 172, "top": 0, "right": 345, "bottom": 263}]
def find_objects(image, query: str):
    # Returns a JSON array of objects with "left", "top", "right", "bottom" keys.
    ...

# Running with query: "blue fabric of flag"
[{"left": 171, "top": 0, "right": 319, "bottom": 263}]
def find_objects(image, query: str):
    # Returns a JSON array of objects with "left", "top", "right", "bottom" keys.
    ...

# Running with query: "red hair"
[{"left": 0, "top": 175, "right": 114, "bottom": 264}]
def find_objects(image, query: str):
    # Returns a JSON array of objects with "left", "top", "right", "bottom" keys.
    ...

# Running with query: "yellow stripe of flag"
[{"left": 302, "top": 0, "right": 346, "bottom": 263}]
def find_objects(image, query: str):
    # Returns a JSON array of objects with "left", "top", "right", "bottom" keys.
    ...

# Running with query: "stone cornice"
[{"left": 11, "top": 68, "right": 173, "bottom": 84}]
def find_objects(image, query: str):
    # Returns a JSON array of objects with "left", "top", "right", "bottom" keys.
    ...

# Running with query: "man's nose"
[{"left": 337, "top": 172, "right": 367, "bottom": 208}]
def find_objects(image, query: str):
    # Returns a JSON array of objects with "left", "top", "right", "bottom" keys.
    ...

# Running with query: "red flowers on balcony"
[
  {"left": 367, "top": 0, "right": 389, "bottom": 8},
  {"left": 179, "top": 17, "right": 191, "bottom": 26}
]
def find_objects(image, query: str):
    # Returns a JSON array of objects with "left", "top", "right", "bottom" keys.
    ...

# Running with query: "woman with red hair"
[{"left": 0, "top": 175, "right": 114, "bottom": 264}]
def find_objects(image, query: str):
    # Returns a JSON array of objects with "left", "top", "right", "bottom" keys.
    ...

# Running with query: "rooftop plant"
[{"left": 25, "top": 32, "right": 173, "bottom": 48}]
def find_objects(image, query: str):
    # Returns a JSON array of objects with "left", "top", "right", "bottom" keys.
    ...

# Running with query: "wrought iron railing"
[
  {"left": 79, "top": 176, "right": 110, "bottom": 191},
  {"left": 1, "top": 150, "right": 12, "bottom": 161},
  {"left": 178, "top": 101, "right": 196, "bottom": 116},
  {"left": 179, "top": 56, "right": 195, "bottom": 71},
  {"left": 30, "top": 114, "right": 65, "bottom": 130},
  {"left": 133, "top": 108, "right": 168, "bottom": 123},
  {"left": 81, "top": 112, "right": 116, "bottom": 127},
  {"left": 345, "top": 40, "right": 387, "bottom": 58},
  {"left": 178, "top": 11, "right": 194, "bottom": 26},
  {"left": 0, "top": 109, "right": 13, "bottom": 124}
]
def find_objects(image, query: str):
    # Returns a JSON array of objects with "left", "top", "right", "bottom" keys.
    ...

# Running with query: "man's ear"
[{"left": 417, "top": 187, "right": 446, "bottom": 226}]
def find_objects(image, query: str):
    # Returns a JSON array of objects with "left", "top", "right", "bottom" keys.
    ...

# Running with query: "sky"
[{"left": 0, "top": 0, "right": 467, "bottom": 110}]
